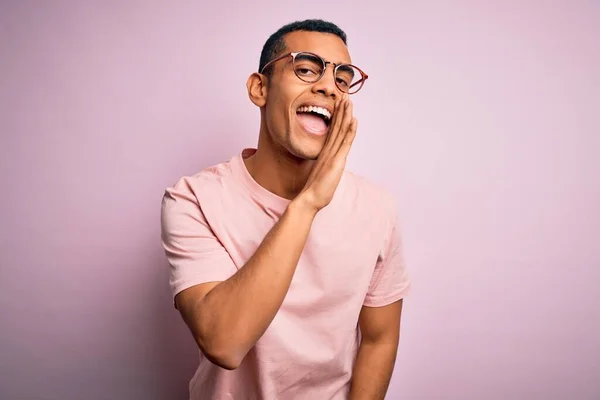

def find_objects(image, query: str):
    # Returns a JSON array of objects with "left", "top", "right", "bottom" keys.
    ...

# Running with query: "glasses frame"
[{"left": 259, "top": 51, "right": 369, "bottom": 94}]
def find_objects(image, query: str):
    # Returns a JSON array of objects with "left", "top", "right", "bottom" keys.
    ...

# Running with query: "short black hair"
[{"left": 258, "top": 19, "right": 347, "bottom": 76}]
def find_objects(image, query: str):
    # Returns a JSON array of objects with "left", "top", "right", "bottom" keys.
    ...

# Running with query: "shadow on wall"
[
  {"left": 148, "top": 135, "right": 243, "bottom": 399},
  {"left": 147, "top": 245, "right": 198, "bottom": 400}
]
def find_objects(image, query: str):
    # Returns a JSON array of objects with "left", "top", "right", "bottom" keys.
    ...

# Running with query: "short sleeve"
[
  {"left": 363, "top": 208, "right": 412, "bottom": 307},
  {"left": 160, "top": 179, "right": 237, "bottom": 301}
]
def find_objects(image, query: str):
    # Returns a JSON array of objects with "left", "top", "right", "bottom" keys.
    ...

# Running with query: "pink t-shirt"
[{"left": 161, "top": 148, "right": 411, "bottom": 400}]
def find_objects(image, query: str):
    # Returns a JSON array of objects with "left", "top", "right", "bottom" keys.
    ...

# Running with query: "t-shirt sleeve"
[
  {"left": 363, "top": 206, "right": 412, "bottom": 307},
  {"left": 160, "top": 179, "right": 237, "bottom": 301}
]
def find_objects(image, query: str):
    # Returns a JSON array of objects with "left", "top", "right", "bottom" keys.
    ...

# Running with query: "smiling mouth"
[{"left": 295, "top": 105, "right": 331, "bottom": 136}]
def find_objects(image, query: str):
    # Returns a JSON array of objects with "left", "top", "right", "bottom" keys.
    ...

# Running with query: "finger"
[
  {"left": 341, "top": 97, "right": 354, "bottom": 133},
  {"left": 335, "top": 117, "right": 358, "bottom": 159},
  {"left": 329, "top": 95, "right": 347, "bottom": 139},
  {"left": 320, "top": 95, "right": 347, "bottom": 156},
  {"left": 319, "top": 98, "right": 342, "bottom": 155},
  {"left": 330, "top": 97, "right": 354, "bottom": 153}
]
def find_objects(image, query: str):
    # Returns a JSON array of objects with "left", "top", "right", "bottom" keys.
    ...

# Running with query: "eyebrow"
[
  {"left": 295, "top": 53, "right": 316, "bottom": 62},
  {"left": 336, "top": 64, "right": 355, "bottom": 76},
  {"left": 296, "top": 52, "right": 352, "bottom": 66}
]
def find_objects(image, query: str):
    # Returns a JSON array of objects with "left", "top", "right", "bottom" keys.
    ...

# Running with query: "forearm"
[
  {"left": 197, "top": 197, "right": 317, "bottom": 365},
  {"left": 349, "top": 341, "right": 398, "bottom": 400}
]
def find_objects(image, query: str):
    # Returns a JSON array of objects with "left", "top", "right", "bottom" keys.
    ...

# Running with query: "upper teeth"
[{"left": 297, "top": 105, "right": 331, "bottom": 120}]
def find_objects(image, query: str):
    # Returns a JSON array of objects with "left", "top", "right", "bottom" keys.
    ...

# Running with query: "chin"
[
  {"left": 287, "top": 126, "right": 328, "bottom": 159},
  {"left": 300, "top": 151, "right": 320, "bottom": 161},
  {"left": 286, "top": 145, "right": 319, "bottom": 161},
  {"left": 287, "top": 137, "right": 324, "bottom": 161}
]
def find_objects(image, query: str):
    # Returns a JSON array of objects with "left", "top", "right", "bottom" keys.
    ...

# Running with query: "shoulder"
[
  {"left": 162, "top": 157, "right": 238, "bottom": 209},
  {"left": 341, "top": 170, "right": 398, "bottom": 217}
]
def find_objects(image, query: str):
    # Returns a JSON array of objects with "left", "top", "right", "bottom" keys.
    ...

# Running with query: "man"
[{"left": 161, "top": 19, "right": 411, "bottom": 400}]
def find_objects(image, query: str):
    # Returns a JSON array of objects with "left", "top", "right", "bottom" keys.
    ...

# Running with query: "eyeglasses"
[{"left": 260, "top": 51, "right": 369, "bottom": 95}]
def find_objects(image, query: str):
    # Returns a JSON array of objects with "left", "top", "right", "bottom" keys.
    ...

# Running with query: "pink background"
[{"left": 1, "top": 1, "right": 598, "bottom": 399}]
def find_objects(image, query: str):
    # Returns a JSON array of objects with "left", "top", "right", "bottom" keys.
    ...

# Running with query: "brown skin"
[
  {"left": 244, "top": 30, "right": 354, "bottom": 200},
  {"left": 351, "top": 300, "right": 403, "bottom": 400},
  {"left": 174, "top": 31, "right": 403, "bottom": 399}
]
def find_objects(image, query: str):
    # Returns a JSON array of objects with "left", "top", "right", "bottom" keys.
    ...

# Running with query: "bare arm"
[
  {"left": 176, "top": 198, "right": 316, "bottom": 369},
  {"left": 175, "top": 94, "right": 357, "bottom": 370},
  {"left": 349, "top": 300, "right": 403, "bottom": 400}
]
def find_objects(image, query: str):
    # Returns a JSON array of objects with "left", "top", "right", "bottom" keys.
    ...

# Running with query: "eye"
[
  {"left": 293, "top": 54, "right": 323, "bottom": 79},
  {"left": 295, "top": 62, "right": 321, "bottom": 77},
  {"left": 336, "top": 77, "right": 350, "bottom": 88},
  {"left": 335, "top": 65, "right": 358, "bottom": 89},
  {"left": 297, "top": 67, "right": 318, "bottom": 76}
]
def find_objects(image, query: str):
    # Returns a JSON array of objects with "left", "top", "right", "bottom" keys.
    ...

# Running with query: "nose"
[{"left": 311, "top": 63, "right": 339, "bottom": 99}]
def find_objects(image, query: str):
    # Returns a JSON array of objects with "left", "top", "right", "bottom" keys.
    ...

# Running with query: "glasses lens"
[
  {"left": 335, "top": 65, "right": 364, "bottom": 94},
  {"left": 293, "top": 53, "right": 324, "bottom": 83}
]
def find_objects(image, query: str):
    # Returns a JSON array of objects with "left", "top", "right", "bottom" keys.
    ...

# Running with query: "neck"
[{"left": 244, "top": 125, "right": 315, "bottom": 201}]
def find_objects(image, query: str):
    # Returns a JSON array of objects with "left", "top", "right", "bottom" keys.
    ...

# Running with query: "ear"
[{"left": 247, "top": 72, "right": 268, "bottom": 107}]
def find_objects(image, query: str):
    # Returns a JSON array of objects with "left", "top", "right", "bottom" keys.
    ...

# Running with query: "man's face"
[{"left": 263, "top": 31, "right": 352, "bottom": 160}]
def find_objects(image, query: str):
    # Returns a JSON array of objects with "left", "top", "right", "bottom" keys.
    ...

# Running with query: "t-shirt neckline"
[{"left": 233, "top": 148, "right": 292, "bottom": 211}]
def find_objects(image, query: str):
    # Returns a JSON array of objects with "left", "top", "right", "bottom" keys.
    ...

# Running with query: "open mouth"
[{"left": 295, "top": 105, "right": 332, "bottom": 136}]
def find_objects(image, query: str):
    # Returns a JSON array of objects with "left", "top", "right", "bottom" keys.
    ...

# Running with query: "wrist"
[{"left": 288, "top": 194, "right": 319, "bottom": 219}]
